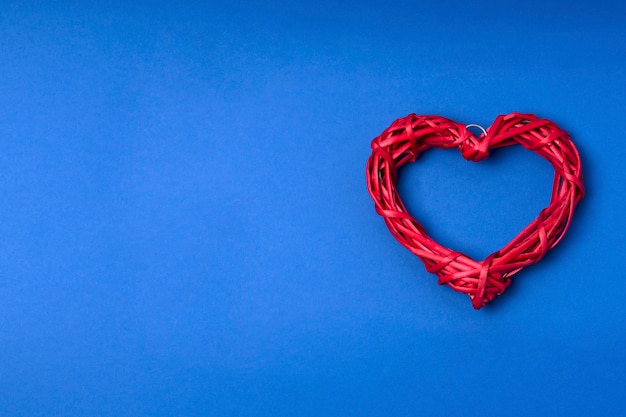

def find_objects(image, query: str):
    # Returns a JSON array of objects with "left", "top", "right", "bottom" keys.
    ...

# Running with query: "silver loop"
[{"left": 466, "top": 123, "right": 487, "bottom": 136}]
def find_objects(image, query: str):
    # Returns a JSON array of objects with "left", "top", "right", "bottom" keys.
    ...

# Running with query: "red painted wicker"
[{"left": 366, "top": 113, "right": 584, "bottom": 309}]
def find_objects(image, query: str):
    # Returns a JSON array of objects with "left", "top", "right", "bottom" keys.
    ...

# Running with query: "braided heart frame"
[{"left": 366, "top": 113, "right": 584, "bottom": 309}]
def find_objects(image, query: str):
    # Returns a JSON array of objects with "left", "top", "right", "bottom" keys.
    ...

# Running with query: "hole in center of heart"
[{"left": 397, "top": 146, "right": 554, "bottom": 260}]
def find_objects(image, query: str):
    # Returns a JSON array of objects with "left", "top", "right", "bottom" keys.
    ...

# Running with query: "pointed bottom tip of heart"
[{"left": 471, "top": 293, "right": 502, "bottom": 310}]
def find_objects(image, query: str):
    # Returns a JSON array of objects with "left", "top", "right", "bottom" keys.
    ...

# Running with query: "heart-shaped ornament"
[{"left": 366, "top": 113, "right": 584, "bottom": 309}]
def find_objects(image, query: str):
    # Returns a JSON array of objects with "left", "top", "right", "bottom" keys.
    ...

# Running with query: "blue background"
[{"left": 1, "top": 1, "right": 625, "bottom": 416}]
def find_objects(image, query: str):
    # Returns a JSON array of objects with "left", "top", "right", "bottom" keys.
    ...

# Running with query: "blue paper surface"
[{"left": 1, "top": 1, "right": 625, "bottom": 416}]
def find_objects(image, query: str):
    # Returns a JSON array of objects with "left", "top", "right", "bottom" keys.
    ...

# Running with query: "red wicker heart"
[{"left": 366, "top": 113, "right": 584, "bottom": 309}]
